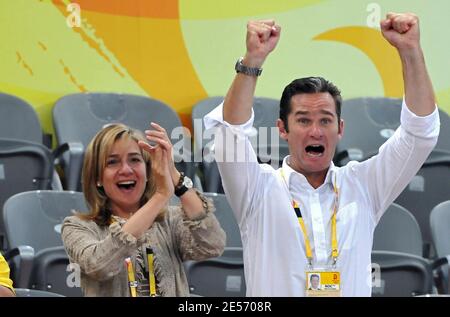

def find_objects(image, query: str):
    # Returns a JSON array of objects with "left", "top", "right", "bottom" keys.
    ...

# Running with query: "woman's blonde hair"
[{"left": 79, "top": 123, "right": 162, "bottom": 226}]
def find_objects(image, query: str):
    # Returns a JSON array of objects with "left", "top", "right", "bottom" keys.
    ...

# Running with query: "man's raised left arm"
[{"left": 381, "top": 12, "right": 436, "bottom": 116}]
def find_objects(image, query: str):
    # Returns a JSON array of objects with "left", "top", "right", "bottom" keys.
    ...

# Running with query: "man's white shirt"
[{"left": 204, "top": 100, "right": 439, "bottom": 296}]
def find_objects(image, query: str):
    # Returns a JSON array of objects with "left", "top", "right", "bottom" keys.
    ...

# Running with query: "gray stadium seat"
[
  {"left": 0, "top": 93, "right": 63, "bottom": 250},
  {"left": 172, "top": 192, "right": 241, "bottom": 248},
  {"left": 0, "top": 139, "right": 55, "bottom": 250},
  {"left": 180, "top": 193, "right": 245, "bottom": 296},
  {"left": 15, "top": 288, "right": 65, "bottom": 297},
  {"left": 204, "top": 192, "right": 241, "bottom": 248},
  {"left": 395, "top": 149, "right": 450, "bottom": 258},
  {"left": 371, "top": 250, "right": 433, "bottom": 297},
  {"left": 0, "top": 93, "right": 43, "bottom": 144},
  {"left": 334, "top": 97, "right": 403, "bottom": 165},
  {"left": 184, "top": 247, "right": 245, "bottom": 297},
  {"left": 372, "top": 204, "right": 437, "bottom": 296},
  {"left": 53, "top": 92, "right": 193, "bottom": 191},
  {"left": 430, "top": 201, "right": 450, "bottom": 294},
  {"left": 374, "top": 203, "right": 423, "bottom": 256},
  {"left": 0, "top": 92, "right": 63, "bottom": 183},
  {"left": 3, "top": 190, "right": 87, "bottom": 296}
]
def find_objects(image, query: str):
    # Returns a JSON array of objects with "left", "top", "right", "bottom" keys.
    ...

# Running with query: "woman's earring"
[{"left": 97, "top": 182, "right": 102, "bottom": 187}]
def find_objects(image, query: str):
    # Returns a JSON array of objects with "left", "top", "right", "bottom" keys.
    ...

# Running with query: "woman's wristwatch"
[{"left": 174, "top": 172, "right": 193, "bottom": 197}]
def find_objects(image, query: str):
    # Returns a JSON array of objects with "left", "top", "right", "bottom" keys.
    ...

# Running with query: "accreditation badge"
[{"left": 305, "top": 268, "right": 341, "bottom": 297}]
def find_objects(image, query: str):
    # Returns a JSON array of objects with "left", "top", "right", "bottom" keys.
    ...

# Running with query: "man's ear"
[
  {"left": 277, "top": 119, "right": 288, "bottom": 141},
  {"left": 338, "top": 118, "right": 344, "bottom": 140}
]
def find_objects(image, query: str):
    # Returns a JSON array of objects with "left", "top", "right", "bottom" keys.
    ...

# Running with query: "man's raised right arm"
[
  {"left": 223, "top": 20, "right": 281, "bottom": 124},
  {"left": 203, "top": 20, "right": 281, "bottom": 225}
]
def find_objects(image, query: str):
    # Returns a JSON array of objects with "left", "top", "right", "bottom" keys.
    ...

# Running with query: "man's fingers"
[
  {"left": 248, "top": 19, "right": 275, "bottom": 28},
  {"left": 392, "top": 16, "right": 409, "bottom": 33},
  {"left": 254, "top": 25, "right": 273, "bottom": 41},
  {"left": 258, "top": 19, "right": 275, "bottom": 26},
  {"left": 271, "top": 24, "right": 281, "bottom": 36},
  {"left": 384, "top": 13, "right": 418, "bottom": 33},
  {"left": 386, "top": 12, "right": 397, "bottom": 20},
  {"left": 248, "top": 20, "right": 278, "bottom": 42},
  {"left": 380, "top": 18, "right": 392, "bottom": 32}
]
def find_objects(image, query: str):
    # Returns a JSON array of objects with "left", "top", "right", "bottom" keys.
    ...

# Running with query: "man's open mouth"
[{"left": 305, "top": 145, "right": 325, "bottom": 157}]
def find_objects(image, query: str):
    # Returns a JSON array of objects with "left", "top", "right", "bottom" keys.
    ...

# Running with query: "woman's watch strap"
[{"left": 175, "top": 172, "right": 193, "bottom": 197}]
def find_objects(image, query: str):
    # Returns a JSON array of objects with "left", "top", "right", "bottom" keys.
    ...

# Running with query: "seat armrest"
[
  {"left": 53, "top": 142, "right": 84, "bottom": 191},
  {"left": 4, "top": 245, "right": 35, "bottom": 288}
]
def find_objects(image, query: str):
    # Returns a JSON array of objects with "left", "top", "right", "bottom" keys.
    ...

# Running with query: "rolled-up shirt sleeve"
[
  {"left": 203, "top": 103, "right": 268, "bottom": 226},
  {"left": 203, "top": 102, "right": 255, "bottom": 135},
  {"left": 400, "top": 99, "right": 440, "bottom": 138},
  {"left": 352, "top": 98, "right": 440, "bottom": 223}
]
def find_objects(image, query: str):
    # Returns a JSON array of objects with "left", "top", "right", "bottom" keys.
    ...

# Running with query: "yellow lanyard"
[
  {"left": 114, "top": 218, "right": 158, "bottom": 297},
  {"left": 124, "top": 249, "right": 158, "bottom": 297},
  {"left": 125, "top": 257, "right": 138, "bottom": 297},
  {"left": 146, "top": 248, "right": 157, "bottom": 297},
  {"left": 280, "top": 169, "right": 339, "bottom": 267}
]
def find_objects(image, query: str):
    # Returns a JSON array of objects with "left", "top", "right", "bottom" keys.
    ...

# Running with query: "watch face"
[{"left": 183, "top": 177, "right": 193, "bottom": 188}]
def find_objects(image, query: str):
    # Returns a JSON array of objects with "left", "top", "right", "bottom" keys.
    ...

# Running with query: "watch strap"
[
  {"left": 235, "top": 57, "right": 262, "bottom": 77},
  {"left": 175, "top": 172, "right": 189, "bottom": 197},
  {"left": 175, "top": 184, "right": 189, "bottom": 197}
]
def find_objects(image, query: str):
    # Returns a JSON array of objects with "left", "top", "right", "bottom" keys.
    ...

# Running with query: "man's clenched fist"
[
  {"left": 244, "top": 20, "right": 281, "bottom": 68},
  {"left": 381, "top": 12, "right": 420, "bottom": 51}
]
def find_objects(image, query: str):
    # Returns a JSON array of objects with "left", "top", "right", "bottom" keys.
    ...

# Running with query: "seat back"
[
  {"left": 430, "top": 201, "right": 450, "bottom": 259},
  {"left": 0, "top": 93, "right": 42, "bottom": 143},
  {"left": 395, "top": 150, "right": 450, "bottom": 257},
  {"left": 203, "top": 193, "right": 241, "bottom": 248},
  {"left": 371, "top": 250, "right": 433, "bottom": 297},
  {"left": 3, "top": 190, "right": 87, "bottom": 296},
  {"left": 53, "top": 93, "right": 191, "bottom": 190},
  {"left": 30, "top": 246, "right": 83, "bottom": 296},
  {"left": 3, "top": 190, "right": 87, "bottom": 252},
  {"left": 334, "top": 97, "right": 402, "bottom": 165},
  {"left": 335, "top": 96, "right": 450, "bottom": 161},
  {"left": 15, "top": 288, "right": 65, "bottom": 297},
  {"left": 0, "top": 139, "right": 54, "bottom": 250},
  {"left": 184, "top": 247, "right": 245, "bottom": 297},
  {"left": 394, "top": 108, "right": 450, "bottom": 258},
  {"left": 374, "top": 203, "right": 423, "bottom": 256},
  {"left": 430, "top": 201, "right": 450, "bottom": 293}
]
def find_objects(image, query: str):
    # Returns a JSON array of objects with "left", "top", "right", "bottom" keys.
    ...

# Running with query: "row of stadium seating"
[{"left": 1, "top": 91, "right": 449, "bottom": 296}]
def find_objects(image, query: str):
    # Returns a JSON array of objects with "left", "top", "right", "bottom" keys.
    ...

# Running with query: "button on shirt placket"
[{"left": 309, "top": 192, "right": 328, "bottom": 265}]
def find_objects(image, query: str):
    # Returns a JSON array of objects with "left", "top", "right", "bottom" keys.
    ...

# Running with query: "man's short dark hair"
[
  {"left": 279, "top": 77, "right": 342, "bottom": 132},
  {"left": 310, "top": 274, "right": 320, "bottom": 281}
]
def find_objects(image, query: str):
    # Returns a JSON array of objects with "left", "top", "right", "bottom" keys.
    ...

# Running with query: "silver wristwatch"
[
  {"left": 235, "top": 57, "right": 263, "bottom": 77},
  {"left": 175, "top": 172, "right": 193, "bottom": 197}
]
